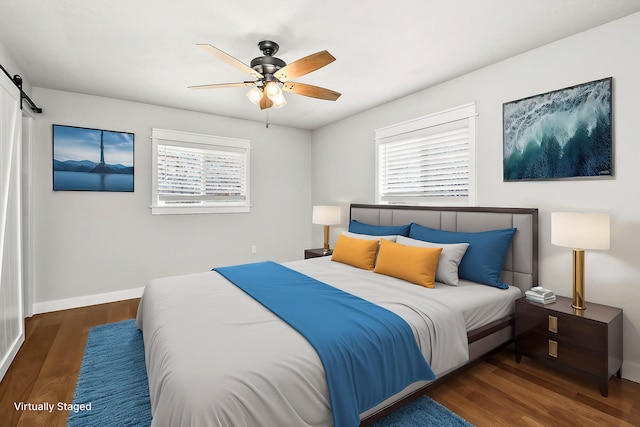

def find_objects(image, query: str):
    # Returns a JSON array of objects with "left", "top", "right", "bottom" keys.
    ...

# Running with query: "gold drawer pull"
[
  {"left": 549, "top": 340, "right": 558, "bottom": 358},
  {"left": 548, "top": 315, "right": 558, "bottom": 333}
]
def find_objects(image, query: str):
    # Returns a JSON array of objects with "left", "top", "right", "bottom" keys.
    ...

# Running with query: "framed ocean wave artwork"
[
  {"left": 503, "top": 77, "right": 613, "bottom": 181},
  {"left": 53, "top": 124, "right": 134, "bottom": 192}
]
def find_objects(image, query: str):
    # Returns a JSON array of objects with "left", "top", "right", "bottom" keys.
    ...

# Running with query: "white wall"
[
  {"left": 311, "top": 13, "right": 640, "bottom": 383},
  {"left": 0, "top": 42, "right": 32, "bottom": 96},
  {"left": 30, "top": 88, "right": 312, "bottom": 311}
]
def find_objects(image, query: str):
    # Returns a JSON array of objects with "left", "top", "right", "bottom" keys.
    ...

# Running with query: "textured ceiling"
[{"left": 1, "top": 0, "right": 639, "bottom": 129}]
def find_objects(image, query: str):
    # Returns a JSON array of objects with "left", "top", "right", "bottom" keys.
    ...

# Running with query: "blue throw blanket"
[{"left": 214, "top": 261, "right": 435, "bottom": 427}]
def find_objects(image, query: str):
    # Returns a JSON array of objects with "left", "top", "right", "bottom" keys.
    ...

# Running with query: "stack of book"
[{"left": 525, "top": 286, "right": 556, "bottom": 304}]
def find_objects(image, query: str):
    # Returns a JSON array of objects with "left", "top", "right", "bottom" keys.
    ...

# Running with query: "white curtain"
[{"left": 0, "top": 71, "right": 24, "bottom": 382}]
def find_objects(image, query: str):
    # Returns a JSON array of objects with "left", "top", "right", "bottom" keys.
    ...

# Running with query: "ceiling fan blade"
[
  {"left": 282, "top": 82, "right": 341, "bottom": 101},
  {"left": 260, "top": 94, "right": 273, "bottom": 110},
  {"left": 197, "top": 44, "right": 263, "bottom": 79},
  {"left": 188, "top": 81, "right": 256, "bottom": 90},
  {"left": 274, "top": 50, "right": 336, "bottom": 82}
]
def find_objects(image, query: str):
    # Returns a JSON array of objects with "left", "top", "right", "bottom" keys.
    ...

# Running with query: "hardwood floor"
[
  {"left": 428, "top": 351, "right": 640, "bottom": 427},
  {"left": 1, "top": 299, "right": 639, "bottom": 427},
  {"left": 0, "top": 299, "right": 139, "bottom": 427}
]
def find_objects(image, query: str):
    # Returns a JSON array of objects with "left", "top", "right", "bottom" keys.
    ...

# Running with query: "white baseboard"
[
  {"left": 622, "top": 360, "right": 640, "bottom": 384},
  {"left": 33, "top": 287, "right": 145, "bottom": 315}
]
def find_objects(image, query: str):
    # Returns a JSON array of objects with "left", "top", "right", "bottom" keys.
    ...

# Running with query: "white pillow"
[
  {"left": 396, "top": 235, "right": 469, "bottom": 286},
  {"left": 341, "top": 231, "right": 398, "bottom": 242}
]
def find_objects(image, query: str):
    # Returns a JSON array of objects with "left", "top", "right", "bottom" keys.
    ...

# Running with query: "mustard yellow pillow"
[
  {"left": 374, "top": 239, "right": 442, "bottom": 288},
  {"left": 331, "top": 234, "right": 380, "bottom": 270}
]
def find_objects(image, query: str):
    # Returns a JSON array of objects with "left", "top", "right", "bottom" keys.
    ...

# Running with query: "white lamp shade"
[
  {"left": 551, "top": 212, "right": 610, "bottom": 250},
  {"left": 312, "top": 205, "right": 341, "bottom": 226}
]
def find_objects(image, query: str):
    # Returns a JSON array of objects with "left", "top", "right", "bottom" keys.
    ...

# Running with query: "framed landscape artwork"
[
  {"left": 53, "top": 124, "right": 134, "bottom": 192},
  {"left": 503, "top": 77, "right": 613, "bottom": 181}
]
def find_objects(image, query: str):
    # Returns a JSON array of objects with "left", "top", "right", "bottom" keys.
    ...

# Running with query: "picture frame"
[
  {"left": 503, "top": 77, "right": 613, "bottom": 181},
  {"left": 52, "top": 124, "right": 135, "bottom": 192}
]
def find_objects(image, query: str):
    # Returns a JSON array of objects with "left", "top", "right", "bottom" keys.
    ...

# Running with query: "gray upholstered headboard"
[{"left": 349, "top": 204, "right": 538, "bottom": 294}]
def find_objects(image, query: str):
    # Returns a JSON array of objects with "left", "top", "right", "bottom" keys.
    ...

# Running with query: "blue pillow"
[
  {"left": 409, "top": 223, "right": 516, "bottom": 289},
  {"left": 348, "top": 220, "right": 411, "bottom": 237}
]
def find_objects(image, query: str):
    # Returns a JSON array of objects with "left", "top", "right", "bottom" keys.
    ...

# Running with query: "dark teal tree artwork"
[{"left": 503, "top": 78, "right": 612, "bottom": 181}]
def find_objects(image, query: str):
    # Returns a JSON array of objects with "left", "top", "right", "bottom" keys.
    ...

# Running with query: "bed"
[{"left": 136, "top": 204, "right": 538, "bottom": 427}]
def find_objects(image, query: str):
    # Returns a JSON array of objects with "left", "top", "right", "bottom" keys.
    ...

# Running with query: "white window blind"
[
  {"left": 151, "top": 129, "right": 250, "bottom": 214},
  {"left": 375, "top": 103, "right": 476, "bottom": 205}
]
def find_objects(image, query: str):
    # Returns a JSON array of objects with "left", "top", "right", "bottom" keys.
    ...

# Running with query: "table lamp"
[
  {"left": 312, "top": 205, "right": 341, "bottom": 254},
  {"left": 551, "top": 212, "right": 610, "bottom": 310}
]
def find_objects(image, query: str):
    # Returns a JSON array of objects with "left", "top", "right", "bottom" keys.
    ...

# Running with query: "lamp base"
[
  {"left": 323, "top": 225, "right": 331, "bottom": 254},
  {"left": 572, "top": 249, "right": 586, "bottom": 310}
]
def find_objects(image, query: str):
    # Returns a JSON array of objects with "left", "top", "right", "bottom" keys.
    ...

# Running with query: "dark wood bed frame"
[{"left": 349, "top": 204, "right": 539, "bottom": 425}]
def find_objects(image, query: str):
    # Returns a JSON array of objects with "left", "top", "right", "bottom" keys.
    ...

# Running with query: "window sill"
[{"left": 150, "top": 205, "right": 251, "bottom": 215}]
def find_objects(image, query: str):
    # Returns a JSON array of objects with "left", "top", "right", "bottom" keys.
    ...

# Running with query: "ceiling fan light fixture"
[
  {"left": 271, "top": 92, "right": 287, "bottom": 109},
  {"left": 246, "top": 86, "right": 263, "bottom": 106},
  {"left": 265, "top": 81, "right": 282, "bottom": 99}
]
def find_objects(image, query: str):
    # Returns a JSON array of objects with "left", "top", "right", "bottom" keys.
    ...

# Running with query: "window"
[
  {"left": 151, "top": 128, "right": 250, "bottom": 214},
  {"left": 375, "top": 103, "right": 476, "bottom": 205}
]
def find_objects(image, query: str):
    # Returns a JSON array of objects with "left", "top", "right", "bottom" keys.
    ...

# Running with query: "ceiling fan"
[{"left": 189, "top": 40, "right": 341, "bottom": 110}]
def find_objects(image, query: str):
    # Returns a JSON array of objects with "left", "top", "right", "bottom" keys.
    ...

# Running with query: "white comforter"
[{"left": 136, "top": 258, "right": 469, "bottom": 427}]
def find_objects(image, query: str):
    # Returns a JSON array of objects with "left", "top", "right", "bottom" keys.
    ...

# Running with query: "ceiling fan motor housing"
[
  {"left": 250, "top": 56, "right": 286, "bottom": 78},
  {"left": 251, "top": 40, "right": 287, "bottom": 79}
]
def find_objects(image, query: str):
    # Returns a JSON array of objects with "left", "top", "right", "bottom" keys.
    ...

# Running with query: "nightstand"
[
  {"left": 515, "top": 296, "right": 622, "bottom": 397},
  {"left": 304, "top": 248, "right": 332, "bottom": 259}
]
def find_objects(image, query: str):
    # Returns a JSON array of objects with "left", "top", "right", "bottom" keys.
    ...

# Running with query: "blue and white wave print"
[{"left": 503, "top": 78, "right": 612, "bottom": 180}]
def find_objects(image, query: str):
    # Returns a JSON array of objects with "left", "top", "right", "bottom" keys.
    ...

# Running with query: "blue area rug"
[
  {"left": 67, "top": 320, "right": 152, "bottom": 427},
  {"left": 370, "top": 396, "right": 473, "bottom": 427},
  {"left": 69, "top": 319, "right": 473, "bottom": 427}
]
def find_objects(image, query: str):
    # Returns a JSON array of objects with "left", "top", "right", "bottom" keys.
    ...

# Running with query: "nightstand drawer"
[
  {"left": 516, "top": 304, "right": 605, "bottom": 351},
  {"left": 517, "top": 331, "right": 606, "bottom": 377}
]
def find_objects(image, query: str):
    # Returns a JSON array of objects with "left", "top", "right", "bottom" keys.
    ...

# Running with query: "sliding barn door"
[{"left": 0, "top": 72, "right": 24, "bottom": 382}]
